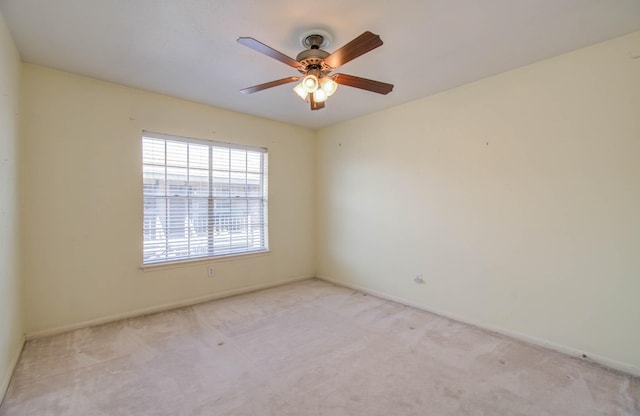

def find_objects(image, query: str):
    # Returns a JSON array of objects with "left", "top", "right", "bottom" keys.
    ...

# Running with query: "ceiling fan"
[{"left": 237, "top": 30, "right": 394, "bottom": 110}]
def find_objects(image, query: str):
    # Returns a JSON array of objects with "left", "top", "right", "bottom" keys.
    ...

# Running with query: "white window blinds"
[{"left": 142, "top": 131, "right": 268, "bottom": 265}]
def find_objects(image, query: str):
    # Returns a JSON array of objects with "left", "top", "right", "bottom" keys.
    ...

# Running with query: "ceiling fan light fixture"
[
  {"left": 293, "top": 82, "right": 308, "bottom": 100},
  {"left": 320, "top": 77, "right": 338, "bottom": 96},
  {"left": 313, "top": 88, "right": 328, "bottom": 102},
  {"left": 301, "top": 73, "right": 319, "bottom": 93}
]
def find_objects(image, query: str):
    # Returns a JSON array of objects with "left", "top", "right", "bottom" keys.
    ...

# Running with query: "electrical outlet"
[
  {"left": 414, "top": 273, "right": 424, "bottom": 284},
  {"left": 207, "top": 266, "right": 215, "bottom": 277}
]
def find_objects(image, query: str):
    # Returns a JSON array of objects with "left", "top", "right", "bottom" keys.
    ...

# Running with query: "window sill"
[{"left": 140, "top": 250, "right": 271, "bottom": 271}]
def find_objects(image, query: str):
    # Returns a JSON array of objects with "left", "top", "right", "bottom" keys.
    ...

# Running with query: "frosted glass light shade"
[
  {"left": 293, "top": 82, "right": 308, "bottom": 100},
  {"left": 320, "top": 77, "right": 338, "bottom": 96},
  {"left": 301, "top": 74, "right": 319, "bottom": 93},
  {"left": 313, "top": 88, "right": 328, "bottom": 102}
]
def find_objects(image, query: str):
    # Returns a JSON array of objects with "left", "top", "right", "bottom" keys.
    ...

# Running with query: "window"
[{"left": 142, "top": 131, "right": 268, "bottom": 265}]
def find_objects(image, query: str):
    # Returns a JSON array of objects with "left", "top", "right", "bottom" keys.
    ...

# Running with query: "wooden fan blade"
[
  {"left": 240, "top": 76, "right": 300, "bottom": 94},
  {"left": 237, "top": 37, "right": 301, "bottom": 69},
  {"left": 323, "top": 31, "right": 383, "bottom": 69},
  {"left": 333, "top": 73, "right": 394, "bottom": 95}
]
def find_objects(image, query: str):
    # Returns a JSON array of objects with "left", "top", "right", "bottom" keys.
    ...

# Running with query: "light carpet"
[{"left": 1, "top": 278, "right": 638, "bottom": 415}]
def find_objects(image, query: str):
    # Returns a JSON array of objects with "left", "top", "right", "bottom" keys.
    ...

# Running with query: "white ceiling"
[{"left": 2, "top": 0, "right": 640, "bottom": 129}]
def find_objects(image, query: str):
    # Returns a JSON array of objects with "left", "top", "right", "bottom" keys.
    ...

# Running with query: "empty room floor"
[{"left": 1, "top": 279, "right": 638, "bottom": 415}]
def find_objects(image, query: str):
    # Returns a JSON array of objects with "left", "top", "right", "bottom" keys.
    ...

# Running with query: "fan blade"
[
  {"left": 237, "top": 37, "right": 301, "bottom": 69},
  {"left": 333, "top": 74, "right": 394, "bottom": 95},
  {"left": 323, "top": 31, "right": 383, "bottom": 69},
  {"left": 240, "top": 76, "right": 300, "bottom": 94}
]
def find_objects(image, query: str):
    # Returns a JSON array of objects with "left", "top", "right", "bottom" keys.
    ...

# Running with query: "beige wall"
[
  {"left": 10, "top": 23, "right": 640, "bottom": 380},
  {"left": 317, "top": 32, "right": 640, "bottom": 374},
  {"left": 0, "top": 10, "right": 23, "bottom": 399},
  {"left": 20, "top": 64, "right": 316, "bottom": 335}
]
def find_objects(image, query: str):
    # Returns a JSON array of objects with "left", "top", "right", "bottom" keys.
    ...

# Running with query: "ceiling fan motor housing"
[{"left": 296, "top": 47, "right": 333, "bottom": 74}]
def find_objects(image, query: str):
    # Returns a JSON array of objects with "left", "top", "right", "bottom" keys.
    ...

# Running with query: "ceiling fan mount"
[
  {"left": 237, "top": 29, "right": 394, "bottom": 110},
  {"left": 299, "top": 29, "right": 332, "bottom": 49}
]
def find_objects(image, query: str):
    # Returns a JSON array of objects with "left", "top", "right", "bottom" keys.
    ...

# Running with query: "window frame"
[{"left": 141, "top": 131, "right": 269, "bottom": 266}]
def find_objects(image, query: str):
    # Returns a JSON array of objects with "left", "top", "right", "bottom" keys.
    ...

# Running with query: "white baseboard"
[
  {"left": 0, "top": 335, "right": 25, "bottom": 407},
  {"left": 316, "top": 275, "right": 640, "bottom": 378},
  {"left": 26, "top": 275, "right": 313, "bottom": 340}
]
